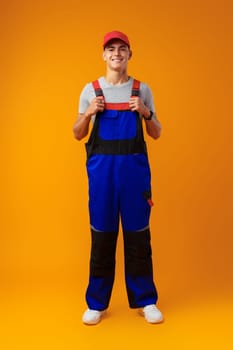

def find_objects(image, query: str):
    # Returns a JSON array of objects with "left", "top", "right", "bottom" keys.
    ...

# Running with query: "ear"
[
  {"left": 103, "top": 51, "right": 107, "bottom": 61},
  {"left": 128, "top": 50, "right": 132, "bottom": 60}
]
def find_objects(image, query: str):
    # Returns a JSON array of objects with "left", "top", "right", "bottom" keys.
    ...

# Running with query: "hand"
[
  {"left": 129, "top": 97, "right": 149, "bottom": 116},
  {"left": 85, "top": 97, "right": 105, "bottom": 117}
]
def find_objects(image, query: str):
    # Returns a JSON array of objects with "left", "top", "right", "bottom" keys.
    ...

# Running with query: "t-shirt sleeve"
[
  {"left": 144, "top": 84, "right": 155, "bottom": 111},
  {"left": 141, "top": 83, "right": 157, "bottom": 118},
  {"left": 78, "top": 83, "right": 94, "bottom": 114}
]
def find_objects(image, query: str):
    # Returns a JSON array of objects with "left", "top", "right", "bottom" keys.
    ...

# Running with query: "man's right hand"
[{"left": 85, "top": 97, "right": 105, "bottom": 117}]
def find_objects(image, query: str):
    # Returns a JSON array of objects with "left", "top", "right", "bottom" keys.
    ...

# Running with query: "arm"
[
  {"left": 73, "top": 113, "right": 92, "bottom": 140},
  {"left": 73, "top": 96, "right": 105, "bottom": 141},
  {"left": 129, "top": 97, "right": 162, "bottom": 140},
  {"left": 144, "top": 113, "right": 162, "bottom": 140}
]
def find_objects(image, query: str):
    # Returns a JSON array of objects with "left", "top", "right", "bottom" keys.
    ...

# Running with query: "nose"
[{"left": 114, "top": 48, "right": 121, "bottom": 55}]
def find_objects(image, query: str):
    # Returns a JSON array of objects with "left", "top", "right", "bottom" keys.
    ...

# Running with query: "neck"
[{"left": 105, "top": 70, "right": 129, "bottom": 85}]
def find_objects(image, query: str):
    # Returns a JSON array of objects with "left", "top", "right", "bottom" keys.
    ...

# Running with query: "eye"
[{"left": 120, "top": 47, "right": 127, "bottom": 52}]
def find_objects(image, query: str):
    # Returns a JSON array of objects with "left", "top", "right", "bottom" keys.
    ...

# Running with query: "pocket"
[
  {"left": 99, "top": 111, "right": 119, "bottom": 140},
  {"left": 99, "top": 111, "right": 137, "bottom": 140}
]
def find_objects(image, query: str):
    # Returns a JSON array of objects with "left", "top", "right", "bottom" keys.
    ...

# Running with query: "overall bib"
[{"left": 85, "top": 79, "right": 158, "bottom": 310}]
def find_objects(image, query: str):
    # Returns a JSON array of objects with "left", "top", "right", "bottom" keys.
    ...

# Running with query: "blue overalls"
[{"left": 85, "top": 79, "right": 158, "bottom": 311}]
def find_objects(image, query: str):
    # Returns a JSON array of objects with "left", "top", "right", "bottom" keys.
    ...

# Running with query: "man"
[{"left": 73, "top": 30, "right": 163, "bottom": 325}]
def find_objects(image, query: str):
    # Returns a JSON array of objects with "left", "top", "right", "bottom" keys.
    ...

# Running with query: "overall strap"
[
  {"left": 131, "top": 79, "right": 140, "bottom": 96},
  {"left": 92, "top": 79, "right": 141, "bottom": 99},
  {"left": 92, "top": 80, "right": 104, "bottom": 97}
]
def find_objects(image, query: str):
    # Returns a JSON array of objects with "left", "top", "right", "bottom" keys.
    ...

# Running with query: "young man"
[{"left": 73, "top": 31, "right": 163, "bottom": 325}]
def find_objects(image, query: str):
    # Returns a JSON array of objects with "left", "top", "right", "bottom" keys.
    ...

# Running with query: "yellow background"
[{"left": 1, "top": 0, "right": 233, "bottom": 348}]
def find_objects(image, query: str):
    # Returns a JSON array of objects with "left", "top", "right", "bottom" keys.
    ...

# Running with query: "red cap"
[{"left": 103, "top": 31, "right": 130, "bottom": 48}]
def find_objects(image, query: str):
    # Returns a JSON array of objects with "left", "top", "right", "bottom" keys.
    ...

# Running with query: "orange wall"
[{"left": 1, "top": 0, "right": 233, "bottom": 303}]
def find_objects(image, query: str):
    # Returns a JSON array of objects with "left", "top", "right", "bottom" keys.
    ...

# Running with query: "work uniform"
[{"left": 84, "top": 79, "right": 158, "bottom": 311}]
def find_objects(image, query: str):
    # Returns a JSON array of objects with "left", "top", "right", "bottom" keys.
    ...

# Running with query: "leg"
[
  {"left": 86, "top": 229, "right": 118, "bottom": 311},
  {"left": 123, "top": 228, "right": 158, "bottom": 308},
  {"left": 120, "top": 154, "right": 158, "bottom": 308},
  {"left": 85, "top": 155, "right": 119, "bottom": 310}
]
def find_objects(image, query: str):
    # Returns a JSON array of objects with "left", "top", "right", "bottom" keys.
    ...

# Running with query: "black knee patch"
[
  {"left": 123, "top": 228, "right": 153, "bottom": 276},
  {"left": 90, "top": 229, "right": 118, "bottom": 277}
]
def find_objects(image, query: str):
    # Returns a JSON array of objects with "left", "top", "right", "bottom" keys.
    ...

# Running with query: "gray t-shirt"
[{"left": 78, "top": 76, "right": 156, "bottom": 120}]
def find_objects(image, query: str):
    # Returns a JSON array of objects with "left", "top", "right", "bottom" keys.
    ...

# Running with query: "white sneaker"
[
  {"left": 141, "top": 304, "right": 164, "bottom": 324},
  {"left": 82, "top": 309, "right": 104, "bottom": 325}
]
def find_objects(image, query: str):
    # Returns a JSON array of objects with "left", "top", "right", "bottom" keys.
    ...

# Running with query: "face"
[{"left": 103, "top": 39, "right": 132, "bottom": 72}]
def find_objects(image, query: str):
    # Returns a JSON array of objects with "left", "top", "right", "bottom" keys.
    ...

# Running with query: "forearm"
[
  {"left": 73, "top": 113, "right": 92, "bottom": 140},
  {"left": 141, "top": 106, "right": 162, "bottom": 140},
  {"left": 144, "top": 117, "right": 162, "bottom": 139},
  {"left": 73, "top": 96, "right": 105, "bottom": 140},
  {"left": 129, "top": 97, "right": 162, "bottom": 140}
]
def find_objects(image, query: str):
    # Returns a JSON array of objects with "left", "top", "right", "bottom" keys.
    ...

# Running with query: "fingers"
[
  {"left": 96, "top": 97, "right": 104, "bottom": 106},
  {"left": 91, "top": 97, "right": 105, "bottom": 113},
  {"left": 96, "top": 97, "right": 104, "bottom": 111},
  {"left": 129, "top": 97, "right": 140, "bottom": 111}
]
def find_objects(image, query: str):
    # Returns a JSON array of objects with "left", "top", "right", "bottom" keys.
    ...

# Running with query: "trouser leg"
[
  {"left": 85, "top": 229, "right": 118, "bottom": 311},
  {"left": 86, "top": 155, "right": 119, "bottom": 310},
  {"left": 119, "top": 154, "right": 158, "bottom": 307},
  {"left": 123, "top": 228, "right": 158, "bottom": 308}
]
